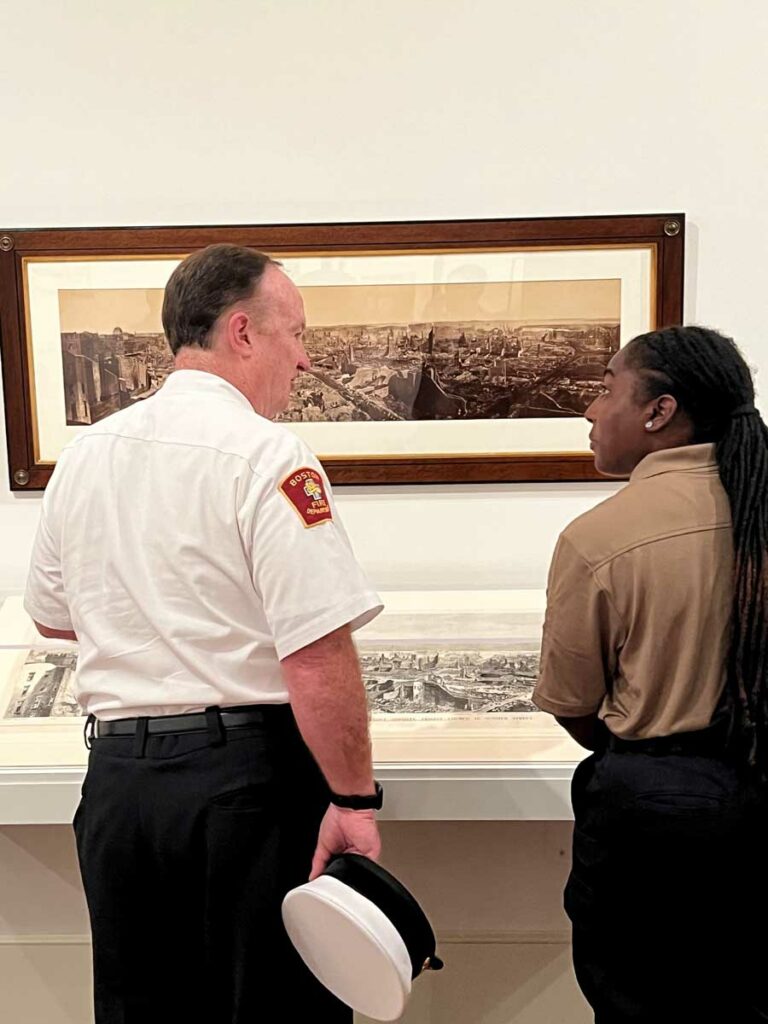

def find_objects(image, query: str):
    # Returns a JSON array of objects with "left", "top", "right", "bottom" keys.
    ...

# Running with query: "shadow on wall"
[
  {"left": 0, "top": 825, "right": 89, "bottom": 936},
  {"left": 356, "top": 943, "right": 589, "bottom": 1024}
]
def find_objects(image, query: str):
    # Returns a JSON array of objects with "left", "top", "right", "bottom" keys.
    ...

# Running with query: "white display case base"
[
  {"left": 0, "top": 761, "right": 580, "bottom": 825},
  {"left": 0, "top": 591, "right": 583, "bottom": 825}
]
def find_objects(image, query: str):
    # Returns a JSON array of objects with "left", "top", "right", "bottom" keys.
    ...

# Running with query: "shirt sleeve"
[
  {"left": 23, "top": 495, "right": 74, "bottom": 633},
  {"left": 533, "top": 531, "right": 624, "bottom": 718},
  {"left": 242, "top": 437, "right": 382, "bottom": 659}
]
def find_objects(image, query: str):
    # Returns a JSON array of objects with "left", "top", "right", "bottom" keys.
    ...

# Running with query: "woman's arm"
[{"left": 555, "top": 713, "right": 608, "bottom": 752}]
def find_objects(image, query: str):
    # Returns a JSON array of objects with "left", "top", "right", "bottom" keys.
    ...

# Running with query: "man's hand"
[{"left": 309, "top": 805, "right": 381, "bottom": 881}]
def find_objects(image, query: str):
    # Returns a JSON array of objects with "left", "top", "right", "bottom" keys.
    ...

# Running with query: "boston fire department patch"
[{"left": 279, "top": 467, "right": 333, "bottom": 528}]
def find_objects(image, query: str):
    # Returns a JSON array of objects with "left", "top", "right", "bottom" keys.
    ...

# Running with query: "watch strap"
[{"left": 329, "top": 780, "right": 383, "bottom": 810}]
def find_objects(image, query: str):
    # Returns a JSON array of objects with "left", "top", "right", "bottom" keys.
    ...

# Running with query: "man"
[{"left": 24, "top": 244, "right": 383, "bottom": 1023}]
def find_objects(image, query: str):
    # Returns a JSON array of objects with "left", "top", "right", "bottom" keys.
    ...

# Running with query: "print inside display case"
[{"left": 0, "top": 592, "right": 582, "bottom": 768}]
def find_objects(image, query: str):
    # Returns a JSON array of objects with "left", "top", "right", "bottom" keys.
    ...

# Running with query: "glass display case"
[{"left": 0, "top": 592, "right": 584, "bottom": 824}]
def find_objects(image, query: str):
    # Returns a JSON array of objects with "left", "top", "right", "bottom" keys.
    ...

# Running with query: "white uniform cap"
[{"left": 282, "top": 854, "right": 443, "bottom": 1021}]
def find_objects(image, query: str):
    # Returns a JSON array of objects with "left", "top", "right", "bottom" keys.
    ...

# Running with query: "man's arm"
[
  {"left": 280, "top": 623, "right": 380, "bottom": 880},
  {"left": 26, "top": 485, "right": 75, "bottom": 642},
  {"left": 33, "top": 621, "right": 77, "bottom": 642},
  {"left": 555, "top": 713, "right": 608, "bottom": 752}
]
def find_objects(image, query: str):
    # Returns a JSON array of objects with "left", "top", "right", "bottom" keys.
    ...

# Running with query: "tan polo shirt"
[{"left": 533, "top": 444, "right": 733, "bottom": 739}]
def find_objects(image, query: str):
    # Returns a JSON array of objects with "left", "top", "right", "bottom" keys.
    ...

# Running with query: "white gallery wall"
[{"left": 0, "top": 2, "right": 766, "bottom": 1022}]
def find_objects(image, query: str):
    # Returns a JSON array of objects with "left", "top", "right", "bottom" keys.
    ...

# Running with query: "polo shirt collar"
[
  {"left": 630, "top": 443, "right": 717, "bottom": 482},
  {"left": 160, "top": 369, "right": 254, "bottom": 412}
]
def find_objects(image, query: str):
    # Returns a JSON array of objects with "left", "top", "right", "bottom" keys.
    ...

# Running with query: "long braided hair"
[{"left": 624, "top": 325, "right": 768, "bottom": 774}]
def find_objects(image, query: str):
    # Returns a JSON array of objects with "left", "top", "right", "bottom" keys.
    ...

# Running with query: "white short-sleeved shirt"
[{"left": 24, "top": 370, "right": 382, "bottom": 719}]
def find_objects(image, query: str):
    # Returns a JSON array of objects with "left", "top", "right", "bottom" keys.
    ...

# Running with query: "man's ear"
[{"left": 225, "top": 310, "right": 252, "bottom": 356}]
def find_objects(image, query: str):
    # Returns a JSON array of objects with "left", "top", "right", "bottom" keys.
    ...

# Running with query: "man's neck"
[{"left": 174, "top": 350, "right": 257, "bottom": 411}]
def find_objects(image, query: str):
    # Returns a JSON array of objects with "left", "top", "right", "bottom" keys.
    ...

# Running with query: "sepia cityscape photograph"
[
  {"left": 57, "top": 277, "right": 620, "bottom": 427},
  {"left": 58, "top": 287, "right": 173, "bottom": 426}
]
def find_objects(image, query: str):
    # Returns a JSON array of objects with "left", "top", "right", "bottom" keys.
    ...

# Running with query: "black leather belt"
[{"left": 96, "top": 704, "right": 290, "bottom": 738}]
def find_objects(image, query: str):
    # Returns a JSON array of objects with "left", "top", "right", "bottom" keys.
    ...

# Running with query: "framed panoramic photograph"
[{"left": 0, "top": 214, "right": 684, "bottom": 488}]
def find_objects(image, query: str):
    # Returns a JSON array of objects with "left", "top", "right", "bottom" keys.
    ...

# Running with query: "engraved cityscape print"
[
  {"left": 360, "top": 647, "right": 539, "bottom": 715},
  {"left": 4, "top": 648, "right": 80, "bottom": 718},
  {"left": 4, "top": 647, "right": 540, "bottom": 718}
]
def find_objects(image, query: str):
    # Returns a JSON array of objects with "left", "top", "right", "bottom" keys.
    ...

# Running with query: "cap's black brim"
[{"left": 323, "top": 854, "right": 439, "bottom": 979}]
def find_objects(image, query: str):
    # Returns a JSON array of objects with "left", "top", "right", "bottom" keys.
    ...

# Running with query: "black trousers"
[
  {"left": 73, "top": 708, "right": 352, "bottom": 1024},
  {"left": 566, "top": 747, "right": 768, "bottom": 1023}
]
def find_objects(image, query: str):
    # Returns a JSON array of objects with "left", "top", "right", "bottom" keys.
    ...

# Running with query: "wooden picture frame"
[{"left": 0, "top": 214, "right": 684, "bottom": 489}]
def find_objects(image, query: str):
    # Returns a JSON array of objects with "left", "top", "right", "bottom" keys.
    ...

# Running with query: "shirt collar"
[
  {"left": 160, "top": 369, "right": 255, "bottom": 413},
  {"left": 630, "top": 443, "right": 717, "bottom": 482}
]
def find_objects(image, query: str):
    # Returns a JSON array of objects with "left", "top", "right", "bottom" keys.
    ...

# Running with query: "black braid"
[{"left": 625, "top": 326, "right": 768, "bottom": 775}]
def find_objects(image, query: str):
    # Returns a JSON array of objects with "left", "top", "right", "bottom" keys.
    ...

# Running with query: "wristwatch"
[{"left": 329, "top": 780, "right": 384, "bottom": 810}]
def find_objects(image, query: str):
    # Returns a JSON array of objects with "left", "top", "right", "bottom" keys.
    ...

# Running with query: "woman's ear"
[{"left": 645, "top": 394, "right": 679, "bottom": 431}]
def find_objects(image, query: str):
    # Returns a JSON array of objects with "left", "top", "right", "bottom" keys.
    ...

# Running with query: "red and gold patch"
[{"left": 278, "top": 467, "right": 333, "bottom": 528}]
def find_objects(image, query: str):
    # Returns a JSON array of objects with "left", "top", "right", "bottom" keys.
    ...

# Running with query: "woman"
[{"left": 533, "top": 325, "right": 768, "bottom": 1023}]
